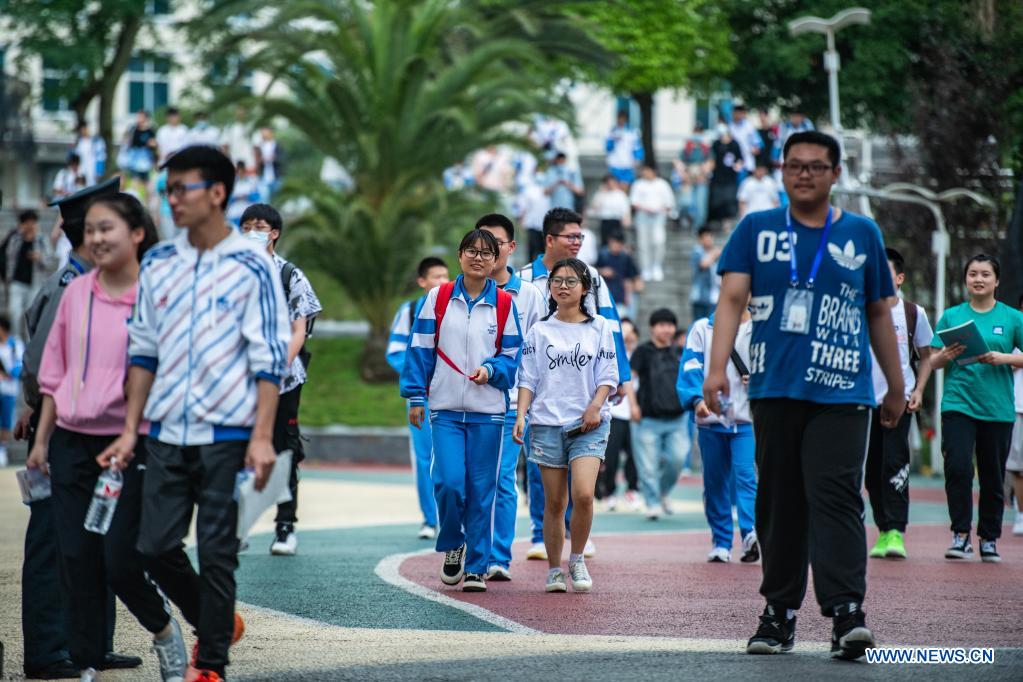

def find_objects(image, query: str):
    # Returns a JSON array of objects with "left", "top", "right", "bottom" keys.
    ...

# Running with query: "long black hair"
[
  {"left": 85, "top": 192, "right": 160, "bottom": 261},
  {"left": 963, "top": 253, "right": 1000, "bottom": 280},
  {"left": 543, "top": 257, "right": 594, "bottom": 322}
]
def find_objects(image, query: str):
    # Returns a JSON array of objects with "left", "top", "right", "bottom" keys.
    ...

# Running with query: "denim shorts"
[{"left": 527, "top": 421, "right": 611, "bottom": 469}]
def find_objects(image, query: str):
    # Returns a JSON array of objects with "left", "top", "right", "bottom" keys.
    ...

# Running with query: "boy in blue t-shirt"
[{"left": 704, "top": 131, "right": 906, "bottom": 662}]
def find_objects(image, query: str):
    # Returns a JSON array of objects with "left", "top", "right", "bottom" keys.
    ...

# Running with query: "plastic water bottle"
[
  {"left": 716, "top": 391, "right": 736, "bottom": 429},
  {"left": 84, "top": 460, "right": 123, "bottom": 535}
]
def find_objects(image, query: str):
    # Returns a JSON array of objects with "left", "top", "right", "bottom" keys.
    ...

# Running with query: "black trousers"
[
  {"left": 597, "top": 417, "right": 638, "bottom": 498},
  {"left": 274, "top": 386, "right": 304, "bottom": 525},
  {"left": 21, "top": 413, "right": 115, "bottom": 672},
  {"left": 49, "top": 428, "right": 170, "bottom": 668},
  {"left": 865, "top": 410, "right": 912, "bottom": 532},
  {"left": 941, "top": 411, "right": 1013, "bottom": 540},
  {"left": 137, "top": 439, "right": 246, "bottom": 677},
  {"left": 751, "top": 399, "right": 871, "bottom": 616}
]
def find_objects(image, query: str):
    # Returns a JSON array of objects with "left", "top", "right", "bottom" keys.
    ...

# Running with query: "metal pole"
[
  {"left": 825, "top": 30, "right": 841, "bottom": 134},
  {"left": 931, "top": 227, "right": 950, "bottom": 478}
]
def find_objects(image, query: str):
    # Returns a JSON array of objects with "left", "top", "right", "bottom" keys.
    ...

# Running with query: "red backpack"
[{"left": 432, "top": 281, "right": 512, "bottom": 379}]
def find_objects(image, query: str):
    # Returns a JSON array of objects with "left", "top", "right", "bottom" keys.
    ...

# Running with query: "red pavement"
[{"left": 401, "top": 526, "right": 1023, "bottom": 648}]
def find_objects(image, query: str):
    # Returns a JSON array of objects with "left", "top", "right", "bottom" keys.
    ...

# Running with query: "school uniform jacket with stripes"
[
  {"left": 498, "top": 267, "right": 546, "bottom": 410},
  {"left": 386, "top": 295, "right": 426, "bottom": 376},
  {"left": 519, "top": 255, "right": 632, "bottom": 383},
  {"left": 400, "top": 275, "right": 522, "bottom": 419},
  {"left": 128, "top": 229, "right": 291, "bottom": 446}
]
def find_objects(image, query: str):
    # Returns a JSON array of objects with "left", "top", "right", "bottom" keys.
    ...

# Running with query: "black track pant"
[
  {"left": 274, "top": 386, "right": 304, "bottom": 525},
  {"left": 865, "top": 410, "right": 912, "bottom": 532},
  {"left": 941, "top": 411, "right": 1012, "bottom": 540},
  {"left": 137, "top": 439, "right": 246, "bottom": 678},
  {"left": 49, "top": 429, "right": 170, "bottom": 668},
  {"left": 751, "top": 399, "right": 871, "bottom": 616}
]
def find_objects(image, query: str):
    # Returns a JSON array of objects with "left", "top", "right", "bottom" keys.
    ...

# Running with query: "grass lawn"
[{"left": 300, "top": 337, "right": 407, "bottom": 427}]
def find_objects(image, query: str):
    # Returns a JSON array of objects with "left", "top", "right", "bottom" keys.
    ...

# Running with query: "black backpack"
[{"left": 281, "top": 260, "right": 315, "bottom": 369}]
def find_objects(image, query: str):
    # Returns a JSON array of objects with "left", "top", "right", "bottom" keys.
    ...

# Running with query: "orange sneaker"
[
  {"left": 191, "top": 613, "right": 246, "bottom": 666},
  {"left": 184, "top": 667, "right": 222, "bottom": 682}
]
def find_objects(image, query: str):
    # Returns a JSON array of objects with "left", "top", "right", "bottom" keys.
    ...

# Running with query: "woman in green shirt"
[{"left": 930, "top": 254, "right": 1023, "bottom": 563}]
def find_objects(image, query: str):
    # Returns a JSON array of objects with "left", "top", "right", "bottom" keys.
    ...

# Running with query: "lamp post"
[{"left": 789, "top": 8, "right": 872, "bottom": 187}]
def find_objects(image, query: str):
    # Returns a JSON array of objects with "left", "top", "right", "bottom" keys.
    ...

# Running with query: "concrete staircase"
[{"left": 632, "top": 218, "right": 698, "bottom": 334}]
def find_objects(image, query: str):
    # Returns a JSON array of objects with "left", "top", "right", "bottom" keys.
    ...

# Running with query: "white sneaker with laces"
[
  {"left": 707, "top": 547, "right": 732, "bottom": 563},
  {"left": 1014, "top": 512, "right": 1023, "bottom": 536},
  {"left": 152, "top": 616, "right": 187, "bottom": 682},
  {"left": 646, "top": 504, "right": 664, "bottom": 520},
  {"left": 604, "top": 495, "right": 619, "bottom": 512},
  {"left": 546, "top": 568, "right": 567, "bottom": 592},
  {"left": 583, "top": 538, "right": 597, "bottom": 558},
  {"left": 526, "top": 542, "right": 548, "bottom": 560},
  {"left": 625, "top": 491, "right": 643, "bottom": 512},
  {"left": 569, "top": 559, "right": 593, "bottom": 592},
  {"left": 486, "top": 565, "right": 512, "bottom": 581},
  {"left": 417, "top": 524, "right": 437, "bottom": 540}
]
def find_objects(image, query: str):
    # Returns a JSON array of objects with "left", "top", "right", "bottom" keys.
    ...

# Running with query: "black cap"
[{"left": 48, "top": 176, "right": 121, "bottom": 245}]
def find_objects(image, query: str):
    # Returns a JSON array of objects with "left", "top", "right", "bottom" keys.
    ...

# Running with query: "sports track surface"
[{"left": 1, "top": 465, "right": 1021, "bottom": 680}]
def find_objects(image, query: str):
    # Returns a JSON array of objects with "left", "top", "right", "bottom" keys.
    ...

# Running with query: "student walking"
[
  {"left": 929, "top": 254, "right": 1023, "bottom": 563},
  {"left": 387, "top": 257, "right": 450, "bottom": 540},
  {"left": 865, "top": 248, "right": 934, "bottom": 560},
  {"left": 706, "top": 131, "right": 906, "bottom": 660},
  {"left": 400, "top": 229, "right": 522, "bottom": 593},
  {"left": 477, "top": 214, "right": 546, "bottom": 581},
  {"left": 26, "top": 193, "right": 190, "bottom": 680},
  {"left": 0, "top": 315, "right": 23, "bottom": 467},
  {"left": 513, "top": 258, "right": 619, "bottom": 592},
  {"left": 678, "top": 306, "right": 758, "bottom": 563},
  {"left": 100, "top": 146, "right": 290, "bottom": 682},
  {"left": 239, "top": 203, "right": 322, "bottom": 556}
]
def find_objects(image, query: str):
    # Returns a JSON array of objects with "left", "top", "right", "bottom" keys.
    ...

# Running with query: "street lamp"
[{"left": 789, "top": 7, "right": 872, "bottom": 186}]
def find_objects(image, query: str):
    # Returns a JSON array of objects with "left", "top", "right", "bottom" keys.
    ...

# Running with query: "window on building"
[
  {"left": 145, "top": 0, "right": 171, "bottom": 15},
  {"left": 209, "top": 55, "right": 253, "bottom": 93},
  {"left": 42, "top": 57, "right": 71, "bottom": 113},
  {"left": 127, "top": 56, "right": 170, "bottom": 114}
]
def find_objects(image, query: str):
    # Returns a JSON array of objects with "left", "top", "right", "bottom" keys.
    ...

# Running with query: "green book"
[{"left": 937, "top": 319, "right": 989, "bottom": 365}]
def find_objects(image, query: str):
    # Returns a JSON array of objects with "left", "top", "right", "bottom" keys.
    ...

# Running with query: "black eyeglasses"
[
  {"left": 550, "top": 276, "right": 581, "bottom": 289},
  {"left": 160, "top": 180, "right": 214, "bottom": 198},
  {"left": 554, "top": 233, "right": 585, "bottom": 243},
  {"left": 462, "top": 248, "right": 496, "bottom": 261},
  {"left": 782, "top": 161, "right": 833, "bottom": 177}
]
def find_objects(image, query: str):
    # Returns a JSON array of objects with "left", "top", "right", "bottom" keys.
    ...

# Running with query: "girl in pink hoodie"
[{"left": 26, "top": 193, "right": 190, "bottom": 677}]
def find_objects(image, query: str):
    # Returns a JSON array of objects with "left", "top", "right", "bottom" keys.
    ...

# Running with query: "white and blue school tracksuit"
[
  {"left": 400, "top": 276, "right": 522, "bottom": 575},
  {"left": 677, "top": 315, "right": 756, "bottom": 550},
  {"left": 519, "top": 256, "right": 631, "bottom": 542},
  {"left": 387, "top": 295, "right": 437, "bottom": 528},
  {"left": 490, "top": 269, "right": 546, "bottom": 570}
]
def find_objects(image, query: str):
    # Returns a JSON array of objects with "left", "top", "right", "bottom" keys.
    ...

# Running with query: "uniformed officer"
[{"left": 18, "top": 177, "right": 142, "bottom": 678}]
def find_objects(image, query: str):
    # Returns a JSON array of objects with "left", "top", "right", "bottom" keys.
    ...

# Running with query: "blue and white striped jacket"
[
  {"left": 519, "top": 255, "right": 632, "bottom": 383},
  {"left": 400, "top": 275, "right": 522, "bottom": 419},
  {"left": 386, "top": 295, "right": 426, "bottom": 376},
  {"left": 128, "top": 230, "right": 290, "bottom": 445}
]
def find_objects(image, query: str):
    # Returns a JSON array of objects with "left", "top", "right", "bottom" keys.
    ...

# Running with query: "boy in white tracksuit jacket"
[
  {"left": 677, "top": 312, "right": 758, "bottom": 563},
  {"left": 400, "top": 265, "right": 522, "bottom": 588}
]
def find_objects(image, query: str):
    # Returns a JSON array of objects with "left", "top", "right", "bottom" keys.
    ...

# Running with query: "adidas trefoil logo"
[{"left": 828, "top": 240, "right": 867, "bottom": 270}]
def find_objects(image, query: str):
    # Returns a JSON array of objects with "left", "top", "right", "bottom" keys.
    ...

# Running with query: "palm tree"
[{"left": 194, "top": 0, "right": 601, "bottom": 380}]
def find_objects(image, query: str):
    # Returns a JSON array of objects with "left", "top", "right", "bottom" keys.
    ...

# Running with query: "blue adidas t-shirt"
[{"left": 718, "top": 207, "right": 894, "bottom": 406}]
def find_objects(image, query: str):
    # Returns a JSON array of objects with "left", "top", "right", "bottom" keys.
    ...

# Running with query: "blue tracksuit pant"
[
  {"left": 699, "top": 424, "right": 757, "bottom": 549},
  {"left": 408, "top": 400, "right": 438, "bottom": 527},
  {"left": 431, "top": 411, "right": 503, "bottom": 575},
  {"left": 489, "top": 411, "right": 521, "bottom": 570}
]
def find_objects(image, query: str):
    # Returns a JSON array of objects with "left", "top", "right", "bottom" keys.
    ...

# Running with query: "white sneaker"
[
  {"left": 568, "top": 559, "right": 593, "bottom": 592},
  {"left": 270, "top": 524, "right": 297, "bottom": 556},
  {"left": 583, "top": 538, "right": 597, "bottom": 558},
  {"left": 641, "top": 267, "right": 652, "bottom": 281},
  {"left": 151, "top": 616, "right": 187, "bottom": 682},
  {"left": 661, "top": 495, "right": 674, "bottom": 515},
  {"left": 417, "top": 524, "right": 437, "bottom": 540},
  {"left": 486, "top": 565, "right": 512, "bottom": 581},
  {"left": 624, "top": 491, "right": 643, "bottom": 512},
  {"left": 646, "top": 504, "right": 664, "bottom": 520},
  {"left": 545, "top": 568, "right": 567, "bottom": 592},
  {"left": 526, "top": 542, "right": 548, "bottom": 560},
  {"left": 1014, "top": 512, "right": 1023, "bottom": 536},
  {"left": 604, "top": 495, "right": 619, "bottom": 512},
  {"left": 707, "top": 547, "right": 731, "bottom": 563},
  {"left": 653, "top": 265, "right": 664, "bottom": 281},
  {"left": 741, "top": 530, "right": 760, "bottom": 563}
]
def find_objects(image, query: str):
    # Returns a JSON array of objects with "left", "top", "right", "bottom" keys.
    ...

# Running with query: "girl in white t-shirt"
[{"left": 513, "top": 258, "right": 619, "bottom": 592}]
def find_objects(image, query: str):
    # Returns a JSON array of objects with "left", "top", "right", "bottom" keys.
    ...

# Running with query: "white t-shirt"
[
  {"left": 156, "top": 124, "right": 191, "bottom": 163},
  {"left": 871, "top": 298, "right": 933, "bottom": 403},
  {"left": 629, "top": 177, "right": 674, "bottom": 214},
  {"left": 578, "top": 229, "right": 598, "bottom": 266},
  {"left": 518, "top": 316, "right": 620, "bottom": 426},
  {"left": 590, "top": 188, "right": 630, "bottom": 221},
  {"left": 188, "top": 123, "right": 221, "bottom": 147},
  {"left": 0, "top": 336, "right": 24, "bottom": 397},
  {"left": 517, "top": 182, "right": 550, "bottom": 231},
  {"left": 737, "top": 175, "right": 780, "bottom": 215},
  {"left": 607, "top": 126, "right": 641, "bottom": 170},
  {"left": 1013, "top": 354, "right": 1023, "bottom": 414}
]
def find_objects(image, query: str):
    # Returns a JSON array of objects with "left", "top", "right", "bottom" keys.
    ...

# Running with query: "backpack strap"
[
  {"left": 730, "top": 349, "right": 750, "bottom": 379},
  {"left": 280, "top": 261, "right": 295, "bottom": 302},
  {"left": 904, "top": 299, "right": 920, "bottom": 371},
  {"left": 494, "top": 288, "right": 512, "bottom": 353},
  {"left": 433, "top": 281, "right": 463, "bottom": 377}
]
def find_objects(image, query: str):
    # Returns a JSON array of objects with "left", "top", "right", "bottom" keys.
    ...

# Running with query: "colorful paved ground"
[{"left": 1, "top": 465, "right": 1021, "bottom": 680}]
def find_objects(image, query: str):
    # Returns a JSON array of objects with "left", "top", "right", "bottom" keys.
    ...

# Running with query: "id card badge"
[{"left": 780, "top": 288, "right": 813, "bottom": 334}]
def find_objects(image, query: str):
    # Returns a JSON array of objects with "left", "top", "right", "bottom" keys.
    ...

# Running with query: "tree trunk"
[
  {"left": 360, "top": 320, "right": 399, "bottom": 383},
  {"left": 1001, "top": 176, "right": 1023, "bottom": 305},
  {"left": 633, "top": 91, "right": 656, "bottom": 168},
  {"left": 100, "top": 16, "right": 144, "bottom": 178}
]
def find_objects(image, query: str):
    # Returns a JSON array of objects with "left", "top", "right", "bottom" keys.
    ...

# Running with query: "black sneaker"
[
  {"left": 440, "top": 545, "right": 465, "bottom": 585},
  {"left": 746, "top": 604, "right": 796, "bottom": 654},
  {"left": 270, "top": 522, "right": 297, "bottom": 556},
  {"left": 944, "top": 533, "right": 974, "bottom": 560},
  {"left": 979, "top": 540, "right": 1001, "bottom": 563},
  {"left": 830, "top": 603, "right": 875, "bottom": 660},
  {"left": 740, "top": 531, "right": 760, "bottom": 563},
  {"left": 462, "top": 572, "right": 486, "bottom": 592}
]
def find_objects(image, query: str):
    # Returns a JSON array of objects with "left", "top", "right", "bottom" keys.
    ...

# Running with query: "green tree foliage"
[
  {"left": 3, "top": 0, "right": 150, "bottom": 162},
  {"left": 190, "top": 0, "right": 594, "bottom": 380},
  {"left": 571, "top": 0, "right": 734, "bottom": 165}
]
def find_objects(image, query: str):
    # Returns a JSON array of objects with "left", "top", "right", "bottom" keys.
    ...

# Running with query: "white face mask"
[{"left": 246, "top": 230, "right": 270, "bottom": 246}]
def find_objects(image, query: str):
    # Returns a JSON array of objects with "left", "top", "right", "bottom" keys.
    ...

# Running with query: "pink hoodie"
[{"left": 38, "top": 269, "right": 148, "bottom": 436}]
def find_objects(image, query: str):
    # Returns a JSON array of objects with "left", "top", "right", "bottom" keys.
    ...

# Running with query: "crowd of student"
[{"left": 9, "top": 126, "right": 1023, "bottom": 680}]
